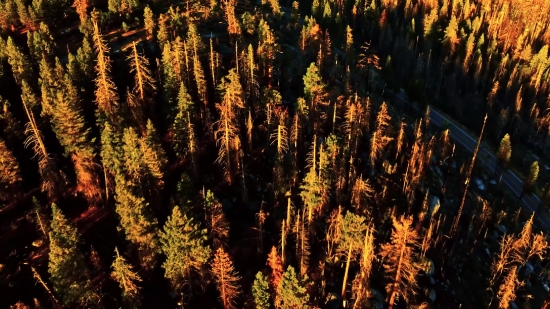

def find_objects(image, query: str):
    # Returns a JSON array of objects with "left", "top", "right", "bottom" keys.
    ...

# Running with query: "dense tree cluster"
[{"left": 1, "top": 0, "right": 550, "bottom": 308}]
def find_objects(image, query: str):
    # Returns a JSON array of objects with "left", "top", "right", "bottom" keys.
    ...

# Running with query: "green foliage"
[
  {"left": 497, "top": 134, "right": 512, "bottom": 169},
  {"left": 6, "top": 36, "right": 33, "bottom": 84},
  {"left": 111, "top": 248, "right": 142, "bottom": 307},
  {"left": 339, "top": 211, "right": 368, "bottom": 256},
  {"left": 48, "top": 204, "right": 99, "bottom": 307},
  {"left": 143, "top": 6, "right": 155, "bottom": 38},
  {"left": 275, "top": 266, "right": 309, "bottom": 309},
  {"left": 160, "top": 206, "right": 211, "bottom": 290},
  {"left": 252, "top": 271, "right": 270, "bottom": 309},
  {"left": 303, "top": 63, "right": 326, "bottom": 103},
  {"left": 0, "top": 138, "right": 22, "bottom": 200},
  {"left": 523, "top": 161, "right": 539, "bottom": 195},
  {"left": 114, "top": 172, "right": 160, "bottom": 269}
]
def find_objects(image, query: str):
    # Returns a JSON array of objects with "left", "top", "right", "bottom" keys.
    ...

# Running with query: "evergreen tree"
[
  {"left": 204, "top": 189, "right": 230, "bottom": 248},
  {"left": 159, "top": 206, "right": 211, "bottom": 291},
  {"left": 380, "top": 216, "right": 421, "bottom": 309},
  {"left": 128, "top": 41, "right": 156, "bottom": 101},
  {"left": 51, "top": 74, "right": 102, "bottom": 203},
  {"left": 100, "top": 122, "right": 124, "bottom": 198},
  {"left": 114, "top": 170, "right": 160, "bottom": 270},
  {"left": 520, "top": 161, "right": 539, "bottom": 199},
  {"left": 111, "top": 248, "right": 142, "bottom": 307},
  {"left": 211, "top": 247, "right": 241, "bottom": 309},
  {"left": 252, "top": 271, "right": 270, "bottom": 309},
  {"left": 0, "top": 138, "right": 22, "bottom": 201},
  {"left": 143, "top": 5, "right": 155, "bottom": 39},
  {"left": 92, "top": 20, "right": 119, "bottom": 120},
  {"left": 6, "top": 36, "right": 32, "bottom": 84},
  {"left": 21, "top": 80, "right": 57, "bottom": 197},
  {"left": 496, "top": 133, "right": 512, "bottom": 180},
  {"left": 275, "top": 266, "right": 308, "bottom": 309},
  {"left": 48, "top": 204, "right": 99, "bottom": 307},
  {"left": 215, "top": 69, "right": 245, "bottom": 185}
]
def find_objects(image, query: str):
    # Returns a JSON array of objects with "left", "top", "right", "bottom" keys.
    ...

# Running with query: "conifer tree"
[
  {"left": 497, "top": 266, "right": 523, "bottom": 309},
  {"left": 128, "top": 41, "right": 156, "bottom": 101},
  {"left": 215, "top": 69, "right": 245, "bottom": 185},
  {"left": 51, "top": 74, "right": 102, "bottom": 203},
  {"left": 223, "top": 0, "right": 241, "bottom": 36},
  {"left": 370, "top": 102, "right": 393, "bottom": 168},
  {"left": 204, "top": 190, "right": 230, "bottom": 248},
  {"left": 267, "top": 246, "right": 283, "bottom": 291},
  {"left": 48, "top": 204, "right": 99, "bottom": 307},
  {"left": 352, "top": 226, "right": 376, "bottom": 309},
  {"left": 496, "top": 133, "right": 512, "bottom": 180},
  {"left": 160, "top": 206, "right": 211, "bottom": 291},
  {"left": 520, "top": 161, "right": 539, "bottom": 200},
  {"left": 114, "top": 171, "right": 160, "bottom": 270},
  {"left": 380, "top": 216, "right": 421, "bottom": 309},
  {"left": 0, "top": 138, "right": 22, "bottom": 201},
  {"left": 211, "top": 247, "right": 241, "bottom": 309},
  {"left": 252, "top": 271, "right": 270, "bottom": 309},
  {"left": 303, "top": 62, "right": 327, "bottom": 131},
  {"left": 21, "top": 80, "right": 57, "bottom": 197},
  {"left": 72, "top": 0, "right": 88, "bottom": 22},
  {"left": 161, "top": 41, "right": 178, "bottom": 106},
  {"left": 275, "top": 266, "right": 309, "bottom": 309},
  {"left": 6, "top": 36, "right": 32, "bottom": 84},
  {"left": 100, "top": 122, "right": 123, "bottom": 199},
  {"left": 143, "top": 5, "right": 155, "bottom": 39},
  {"left": 92, "top": 20, "right": 119, "bottom": 120},
  {"left": 111, "top": 248, "right": 142, "bottom": 307},
  {"left": 172, "top": 82, "right": 197, "bottom": 155}
]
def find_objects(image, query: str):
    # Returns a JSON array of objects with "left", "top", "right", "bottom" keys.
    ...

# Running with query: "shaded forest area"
[{"left": 1, "top": 0, "right": 550, "bottom": 308}]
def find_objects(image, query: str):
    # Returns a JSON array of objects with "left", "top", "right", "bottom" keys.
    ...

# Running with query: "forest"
[{"left": 1, "top": 0, "right": 550, "bottom": 307}]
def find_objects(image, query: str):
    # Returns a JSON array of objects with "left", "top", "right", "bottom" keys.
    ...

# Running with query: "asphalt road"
[{"left": 392, "top": 92, "right": 550, "bottom": 229}]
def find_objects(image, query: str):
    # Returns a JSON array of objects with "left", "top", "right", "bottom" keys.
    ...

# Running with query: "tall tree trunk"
[
  {"left": 341, "top": 242, "right": 353, "bottom": 300},
  {"left": 387, "top": 226, "right": 409, "bottom": 309},
  {"left": 451, "top": 113, "right": 488, "bottom": 236}
]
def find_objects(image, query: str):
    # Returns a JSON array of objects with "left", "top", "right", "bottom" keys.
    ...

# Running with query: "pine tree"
[
  {"left": 111, "top": 248, "right": 142, "bottom": 307},
  {"left": 51, "top": 74, "right": 102, "bottom": 203},
  {"left": 21, "top": 80, "right": 57, "bottom": 197},
  {"left": 160, "top": 206, "right": 211, "bottom": 290},
  {"left": 520, "top": 161, "right": 539, "bottom": 200},
  {"left": 100, "top": 122, "right": 123, "bottom": 199},
  {"left": 48, "top": 204, "right": 99, "bottom": 307},
  {"left": 211, "top": 247, "right": 241, "bottom": 309},
  {"left": 303, "top": 62, "right": 327, "bottom": 126},
  {"left": 128, "top": 41, "right": 156, "bottom": 101},
  {"left": 496, "top": 133, "right": 512, "bottom": 180},
  {"left": 0, "top": 138, "right": 22, "bottom": 201},
  {"left": 215, "top": 69, "right": 245, "bottom": 185},
  {"left": 252, "top": 271, "right": 270, "bottom": 309},
  {"left": 380, "top": 216, "right": 421, "bottom": 309},
  {"left": 352, "top": 226, "right": 376, "bottom": 308},
  {"left": 275, "top": 266, "right": 309, "bottom": 309},
  {"left": 267, "top": 246, "right": 283, "bottom": 291},
  {"left": 223, "top": 0, "right": 241, "bottom": 36},
  {"left": 370, "top": 102, "right": 393, "bottom": 168},
  {"left": 72, "top": 0, "right": 88, "bottom": 22},
  {"left": 204, "top": 190, "right": 230, "bottom": 248},
  {"left": 75, "top": 37, "right": 94, "bottom": 83},
  {"left": 92, "top": 20, "right": 119, "bottom": 120},
  {"left": 6, "top": 36, "right": 33, "bottom": 84},
  {"left": 143, "top": 5, "right": 155, "bottom": 39},
  {"left": 140, "top": 120, "right": 167, "bottom": 188},
  {"left": 172, "top": 82, "right": 196, "bottom": 153},
  {"left": 497, "top": 266, "right": 523, "bottom": 309},
  {"left": 114, "top": 171, "right": 160, "bottom": 270}
]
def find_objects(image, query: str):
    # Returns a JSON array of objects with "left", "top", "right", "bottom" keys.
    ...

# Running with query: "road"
[{"left": 392, "top": 92, "right": 550, "bottom": 229}]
